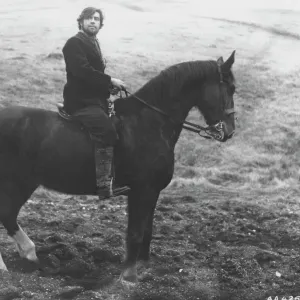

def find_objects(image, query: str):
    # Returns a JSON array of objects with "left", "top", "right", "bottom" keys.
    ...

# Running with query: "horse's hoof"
[
  {"left": 137, "top": 260, "right": 150, "bottom": 269},
  {"left": 30, "top": 257, "right": 40, "bottom": 265},
  {"left": 26, "top": 257, "right": 40, "bottom": 270},
  {"left": 0, "top": 262, "right": 8, "bottom": 272},
  {"left": 0, "top": 268, "right": 8, "bottom": 273},
  {"left": 119, "top": 269, "right": 138, "bottom": 285},
  {"left": 118, "top": 276, "right": 137, "bottom": 288}
]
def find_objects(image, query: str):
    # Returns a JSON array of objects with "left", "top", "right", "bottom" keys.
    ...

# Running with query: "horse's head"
[{"left": 196, "top": 51, "right": 236, "bottom": 142}]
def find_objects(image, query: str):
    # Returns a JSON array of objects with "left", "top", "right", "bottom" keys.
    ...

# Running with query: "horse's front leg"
[
  {"left": 137, "top": 205, "right": 157, "bottom": 263},
  {"left": 121, "top": 186, "right": 159, "bottom": 283}
]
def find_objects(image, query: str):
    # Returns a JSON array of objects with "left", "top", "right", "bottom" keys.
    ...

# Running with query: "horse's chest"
[
  {"left": 138, "top": 144, "right": 175, "bottom": 187},
  {"left": 119, "top": 123, "right": 175, "bottom": 187}
]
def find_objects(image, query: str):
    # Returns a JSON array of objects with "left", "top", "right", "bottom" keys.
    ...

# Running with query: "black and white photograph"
[{"left": 0, "top": 0, "right": 300, "bottom": 299}]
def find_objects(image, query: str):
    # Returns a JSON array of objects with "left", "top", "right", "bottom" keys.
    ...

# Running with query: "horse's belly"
[{"left": 36, "top": 145, "right": 97, "bottom": 195}]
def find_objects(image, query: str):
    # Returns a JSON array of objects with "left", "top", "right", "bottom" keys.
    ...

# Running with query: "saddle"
[{"left": 56, "top": 102, "right": 118, "bottom": 123}]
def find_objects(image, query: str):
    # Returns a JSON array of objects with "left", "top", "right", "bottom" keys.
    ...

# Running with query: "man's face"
[{"left": 81, "top": 11, "right": 101, "bottom": 36}]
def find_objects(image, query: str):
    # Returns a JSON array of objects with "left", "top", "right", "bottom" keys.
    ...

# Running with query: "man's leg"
[
  {"left": 72, "top": 105, "right": 117, "bottom": 145},
  {"left": 72, "top": 106, "right": 129, "bottom": 199}
]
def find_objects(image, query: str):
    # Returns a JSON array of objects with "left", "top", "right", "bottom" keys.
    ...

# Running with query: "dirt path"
[{"left": 1, "top": 187, "right": 300, "bottom": 299}]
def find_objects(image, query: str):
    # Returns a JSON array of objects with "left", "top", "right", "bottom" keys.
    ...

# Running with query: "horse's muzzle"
[
  {"left": 207, "top": 122, "right": 235, "bottom": 142},
  {"left": 206, "top": 122, "right": 225, "bottom": 141}
]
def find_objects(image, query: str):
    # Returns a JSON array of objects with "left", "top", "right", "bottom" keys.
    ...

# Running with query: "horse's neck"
[
  {"left": 116, "top": 87, "right": 194, "bottom": 149},
  {"left": 137, "top": 93, "right": 192, "bottom": 121}
]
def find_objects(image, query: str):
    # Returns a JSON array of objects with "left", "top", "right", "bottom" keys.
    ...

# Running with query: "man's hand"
[{"left": 111, "top": 77, "right": 126, "bottom": 90}]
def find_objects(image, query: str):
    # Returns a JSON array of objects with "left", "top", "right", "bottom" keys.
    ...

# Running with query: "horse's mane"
[{"left": 114, "top": 60, "right": 233, "bottom": 115}]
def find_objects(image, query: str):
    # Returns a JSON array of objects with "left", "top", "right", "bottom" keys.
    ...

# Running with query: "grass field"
[{"left": 1, "top": 0, "right": 300, "bottom": 299}]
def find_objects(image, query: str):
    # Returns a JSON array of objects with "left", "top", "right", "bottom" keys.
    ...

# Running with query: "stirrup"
[
  {"left": 97, "top": 178, "right": 130, "bottom": 200},
  {"left": 111, "top": 185, "right": 130, "bottom": 196},
  {"left": 97, "top": 187, "right": 130, "bottom": 200}
]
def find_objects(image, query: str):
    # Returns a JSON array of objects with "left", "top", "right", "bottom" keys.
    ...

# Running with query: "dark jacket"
[{"left": 62, "top": 32, "right": 111, "bottom": 114}]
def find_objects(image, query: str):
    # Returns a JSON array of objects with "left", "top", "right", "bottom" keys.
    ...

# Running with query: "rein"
[
  {"left": 112, "top": 89, "right": 222, "bottom": 140},
  {"left": 120, "top": 89, "right": 211, "bottom": 138},
  {"left": 110, "top": 64, "right": 234, "bottom": 140}
]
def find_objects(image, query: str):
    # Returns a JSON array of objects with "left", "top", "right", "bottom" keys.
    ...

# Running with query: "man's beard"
[{"left": 82, "top": 25, "right": 100, "bottom": 37}]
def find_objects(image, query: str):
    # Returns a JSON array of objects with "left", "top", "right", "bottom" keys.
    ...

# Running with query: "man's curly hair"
[{"left": 77, "top": 7, "right": 104, "bottom": 30}]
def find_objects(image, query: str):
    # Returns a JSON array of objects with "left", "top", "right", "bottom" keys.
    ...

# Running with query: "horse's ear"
[
  {"left": 223, "top": 50, "right": 235, "bottom": 70},
  {"left": 217, "top": 56, "right": 224, "bottom": 66}
]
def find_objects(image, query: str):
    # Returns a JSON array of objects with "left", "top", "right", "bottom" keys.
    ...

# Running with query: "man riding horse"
[
  {"left": 0, "top": 2, "right": 237, "bottom": 279},
  {"left": 62, "top": 7, "right": 130, "bottom": 199}
]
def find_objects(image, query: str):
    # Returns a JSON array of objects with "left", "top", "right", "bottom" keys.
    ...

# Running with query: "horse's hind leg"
[
  {"left": 0, "top": 181, "right": 38, "bottom": 267},
  {"left": 0, "top": 252, "right": 7, "bottom": 271},
  {"left": 11, "top": 225, "right": 38, "bottom": 262}
]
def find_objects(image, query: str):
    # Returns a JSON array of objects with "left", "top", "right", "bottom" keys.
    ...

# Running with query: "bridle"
[
  {"left": 109, "top": 62, "right": 235, "bottom": 141},
  {"left": 205, "top": 61, "right": 235, "bottom": 141}
]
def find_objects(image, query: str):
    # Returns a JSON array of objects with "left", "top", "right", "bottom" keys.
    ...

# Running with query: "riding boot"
[{"left": 95, "top": 144, "right": 130, "bottom": 200}]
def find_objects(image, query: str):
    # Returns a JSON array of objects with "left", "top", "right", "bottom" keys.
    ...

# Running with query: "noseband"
[
  {"left": 200, "top": 62, "right": 235, "bottom": 141},
  {"left": 110, "top": 62, "right": 234, "bottom": 141}
]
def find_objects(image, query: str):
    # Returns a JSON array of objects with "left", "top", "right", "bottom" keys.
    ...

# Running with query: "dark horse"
[{"left": 0, "top": 51, "right": 236, "bottom": 282}]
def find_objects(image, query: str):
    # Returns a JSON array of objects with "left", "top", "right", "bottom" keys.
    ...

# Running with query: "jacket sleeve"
[{"left": 62, "top": 38, "right": 111, "bottom": 90}]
